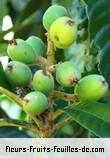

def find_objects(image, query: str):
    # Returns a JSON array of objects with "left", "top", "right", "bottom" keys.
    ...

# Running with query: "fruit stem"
[
  {"left": 30, "top": 115, "right": 44, "bottom": 130},
  {"left": 36, "top": 56, "right": 47, "bottom": 68},
  {"left": 29, "top": 56, "right": 47, "bottom": 68},
  {"left": 46, "top": 33, "right": 56, "bottom": 66},
  {"left": 48, "top": 63, "right": 60, "bottom": 73},
  {"left": 0, "top": 87, "right": 25, "bottom": 107},
  {"left": 50, "top": 90, "right": 78, "bottom": 102},
  {"left": 51, "top": 109, "right": 64, "bottom": 121},
  {"left": 29, "top": 61, "right": 58, "bottom": 73}
]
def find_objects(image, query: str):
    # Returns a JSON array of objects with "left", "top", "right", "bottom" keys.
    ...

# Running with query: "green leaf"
[
  {"left": 16, "top": 0, "right": 48, "bottom": 23},
  {"left": 84, "top": 0, "right": 110, "bottom": 84},
  {"left": 84, "top": 0, "right": 110, "bottom": 41},
  {"left": 88, "top": 132, "right": 99, "bottom": 138},
  {"left": 68, "top": 110, "right": 110, "bottom": 137},
  {"left": 10, "top": 0, "right": 29, "bottom": 11},
  {"left": 72, "top": 101, "right": 110, "bottom": 122},
  {"left": 66, "top": 101, "right": 110, "bottom": 137},
  {"left": 99, "top": 42, "right": 110, "bottom": 84}
]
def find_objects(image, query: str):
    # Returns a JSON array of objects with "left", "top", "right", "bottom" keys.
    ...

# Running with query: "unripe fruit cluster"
[
  {"left": 5, "top": 36, "right": 49, "bottom": 116},
  {"left": 43, "top": 5, "right": 78, "bottom": 49},
  {"left": 4, "top": 4, "right": 109, "bottom": 117}
]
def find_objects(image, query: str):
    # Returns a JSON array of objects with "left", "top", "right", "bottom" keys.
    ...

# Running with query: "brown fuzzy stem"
[
  {"left": 51, "top": 110, "right": 64, "bottom": 121},
  {"left": 53, "top": 117, "right": 72, "bottom": 132},
  {"left": 50, "top": 90, "right": 78, "bottom": 102},
  {"left": 46, "top": 33, "right": 56, "bottom": 66},
  {"left": 29, "top": 56, "right": 47, "bottom": 68}
]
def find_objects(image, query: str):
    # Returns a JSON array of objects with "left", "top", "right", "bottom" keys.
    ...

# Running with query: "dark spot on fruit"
[
  {"left": 54, "top": 35, "right": 59, "bottom": 41},
  {"left": 70, "top": 77, "right": 79, "bottom": 85},
  {"left": 9, "top": 39, "right": 17, "bottom": 45},
  {"left": 102, "top": 80, "right": 107, "bottom": 85},
  {"left": 24, "top": 99, "right": 29, "bottom": 104},
  {"left": 66, "top": 20, "right": 74, "bottom": 26},
  {"left": 7, "top": 65, "right": 13, "bottom": 72},
  {"left": 74, "top": 78, "right": 79, "bottom": 84}
]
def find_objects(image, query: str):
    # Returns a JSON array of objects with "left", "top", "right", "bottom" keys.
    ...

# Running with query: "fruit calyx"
[
  {"left": 102, "top": 80, "right": 107, "bottom": 85},
  {"left": 69, "top": 77, "right": 79, "bottom": 85},
  {"left": 24, "top": 99, "right": 29, "bottom": 104},
  {"left": 42, "top": 69, "right": 51, "bottom": 78},
  {"left": 9, "top": 39, "right": 17, "bottom": 45},
  {"left": 66, "top": 20, "right": 75, "bottom": 26},
  {"left": 7, "top": 65, "right": 13, "bottom": 72}
]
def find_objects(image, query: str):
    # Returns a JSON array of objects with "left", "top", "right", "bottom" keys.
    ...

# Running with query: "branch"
[
  {"left": 46, "top": 33, "right": 56, "bottom": 66},
  {"left": 30, "top": 115, "right": 44, "bottom": 130},
  {"left": 50, "top": 90, "right": 78, "bottom": 102},
  {"left": 48, "top": 63, "right": 60, "bottom": 73},
  {"left": 0, "top": 87, "right": 25, "bottom": 107},
  {"left": 0, "top": 118, "right": 37, "bottom": 133},
  {"left": 51, "top": 109, "right": 64, "bottom": 121},
  {"left": 29, "top": 62, "right": 58, "bottom": 73},
  {"left": 53, "top": 117, "right": 72, "bottom": 132}
]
